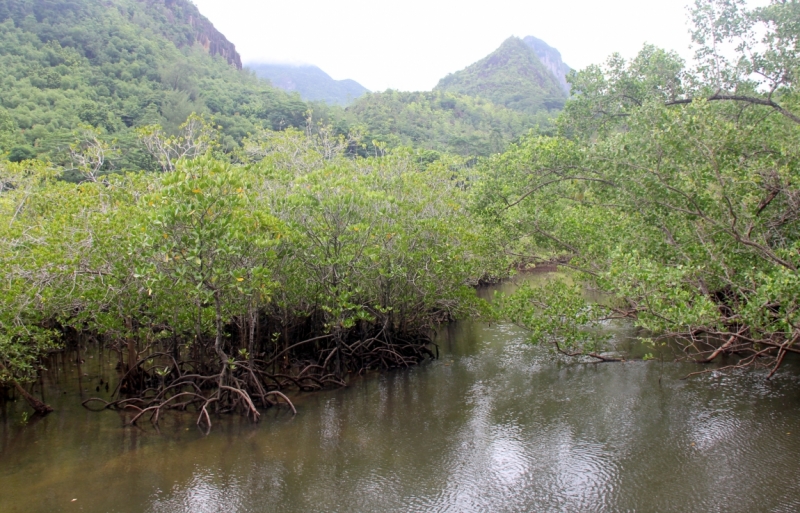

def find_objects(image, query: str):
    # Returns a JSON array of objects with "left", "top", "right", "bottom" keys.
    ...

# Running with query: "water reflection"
[{"left": 2, "top": 311, "right": 800, "bottom": 512}]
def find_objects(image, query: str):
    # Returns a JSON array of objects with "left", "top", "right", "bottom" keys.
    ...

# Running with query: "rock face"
[
  {"left": 434, "top": 37, "right": 567, "bottom": 115},
  {"left": 248, "top": 63, "right": 368, "bottom": 105},
  {"left": 522, "top": 36, "right": 571, "bottom": 93},
  {"left": 186, "top": 13, "right": 242, "bottom": 69},
  {"left": 144, "top": 0, "right": 242, "bottom": 69}
]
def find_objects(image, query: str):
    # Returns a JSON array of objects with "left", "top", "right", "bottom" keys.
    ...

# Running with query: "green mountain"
[
  {"left": 434, "top": 37, "right": 567, "bottom": 115},
  {"left": 0, "top": 0, "right": 308, "bottom": 168},
  {"left": 0, "top": 0, "right": 564, "bottom": 167},
  {"left": 343, "top": 90, "right": 549, "bottom": 157},
  {"left": 248, "top": 63, "right": 368, "bottom": 106}
]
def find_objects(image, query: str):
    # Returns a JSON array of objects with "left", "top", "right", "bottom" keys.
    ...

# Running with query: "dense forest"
[{"left": 2, "top": 0, "right": 799, "bottom": 425}]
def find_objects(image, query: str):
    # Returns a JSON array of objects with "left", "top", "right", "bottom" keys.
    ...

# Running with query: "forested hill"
[
  {"left": 0, "top": 0, "right": 244, "bottom": 68},
  {"left": 248, "top": 63, "right": 368, "bottom": 105},
  {"left": 435, "top": 36, "right": 568, "bottom": 115},
  {"left": 342, "top": 90, "right": 548, "bottom": 157},
  {"left": 0, "top": 0, "right": 308, "bottom": 169}
]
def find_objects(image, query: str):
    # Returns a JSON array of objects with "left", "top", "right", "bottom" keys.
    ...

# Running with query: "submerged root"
[{"left": 81, "top": 331, "right": 434, "bottom": 429}]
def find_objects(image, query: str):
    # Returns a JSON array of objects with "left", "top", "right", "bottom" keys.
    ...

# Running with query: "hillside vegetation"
[
  {"left": 0, "top": 0, "right": 564, "bottom": 166},
  {"left": 522, "top": 35, "right": 571, "bottom": 93}
]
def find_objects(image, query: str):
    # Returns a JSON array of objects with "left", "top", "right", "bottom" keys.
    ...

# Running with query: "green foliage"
[
  {"left": 477, "top": 0, "right": 800, "bottom": 362},
  {"left": 0, "top": 159, "right": 64, "bottom": 383},
  {"left": 0, "top": 107, "right": 22, "bottom": 153},
  {"left": 7, "top": 145, "right": 36, "bottom": 163},
  {"left": 137, "top": 113, "right": 220, "bottom": 172},
  {"left": 496, "top": 279, "right": 610, "bottom": 356},
  {"left": 560, "top": 44, "right": 686, "bottom": 138}
]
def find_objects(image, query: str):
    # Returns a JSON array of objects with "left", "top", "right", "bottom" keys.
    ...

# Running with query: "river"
[{"left": 2, "top": 276, "right": 800, "bottom": 512}]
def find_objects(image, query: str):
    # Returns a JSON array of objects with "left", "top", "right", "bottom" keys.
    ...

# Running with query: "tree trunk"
[
  {"left": 0, "top": 361, "right": 52, "bottom": 414},
  {"left": 125, "top": 317, "right": 138, "bottom": 372},
  {"left": 13, "top": 380, "right": 53, "bottom": 414},
  {"left": 214, "top": 291, "right": 229, "bottom": 365}
]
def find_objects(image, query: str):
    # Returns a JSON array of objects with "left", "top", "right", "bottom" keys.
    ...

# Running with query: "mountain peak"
[{"left": 434, "top": 36, "right": 567, "bottom": 115}]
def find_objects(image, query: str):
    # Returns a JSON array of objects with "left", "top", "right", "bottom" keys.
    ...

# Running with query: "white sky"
[{"left": 189, "top": 0, "right": 762, "bottom": 92}]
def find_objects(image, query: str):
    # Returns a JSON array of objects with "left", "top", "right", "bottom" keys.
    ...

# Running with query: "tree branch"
[{"left": 666, "top": 94, "right": 800, "bottom": 124}]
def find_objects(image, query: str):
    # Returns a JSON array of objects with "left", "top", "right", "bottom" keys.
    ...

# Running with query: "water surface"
[{"left": 2, "top": 278, "right": 800, "bottom": 512}]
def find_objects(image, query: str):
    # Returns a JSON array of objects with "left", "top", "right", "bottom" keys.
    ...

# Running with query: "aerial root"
[
  {"left": 80, "top": 333, "right": 434, "bottom": 428},
  {"left": 265, "top": 391, "right": 297, "bottom": 415}
]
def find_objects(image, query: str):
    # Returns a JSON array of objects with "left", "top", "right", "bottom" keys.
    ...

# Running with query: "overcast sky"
[{"left": 190, "top": 0, "right": 762, "bottom": 92}]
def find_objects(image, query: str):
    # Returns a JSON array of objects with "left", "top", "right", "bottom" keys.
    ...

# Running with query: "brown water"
[{"left": 2, "top": 277, "right": 800, "bottom": 512}]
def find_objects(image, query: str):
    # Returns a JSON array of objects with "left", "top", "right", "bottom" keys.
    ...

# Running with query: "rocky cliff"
[
  {"left": 522, "top": 36, "right": 571, "bottom": 93},
  {"left": 143, "top": 0, "right": 242, "bottom": 69}
]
